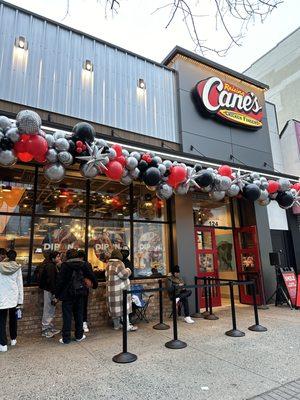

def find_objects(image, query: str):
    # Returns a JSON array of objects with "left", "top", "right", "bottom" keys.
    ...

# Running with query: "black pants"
[
  {"left": 83, "top": 290, "right": 89, "bottom": 323},
  {"left": 0, "top": 308, "right": 17, "bottom": 346},
  {"left": 61, "top": 296, "right": 84, "bottom": 343},
  {"left": 178, "top": 290, "right": 192, "bottom": 317}
]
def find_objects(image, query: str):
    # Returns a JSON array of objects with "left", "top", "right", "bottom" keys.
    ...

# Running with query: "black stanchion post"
[
  {"left": 153, "top": 279, "right": 170, "bottom": 330},
  {"left": 191, "top": 276, "right": 204, "bottom": 318},
  {"left": 201, "top": 277, "right": 210, "bottom": 317},
  {"left": 225, "top": 282, "right": 245, "bottom": 337},
  {"left": 204, "top": 278, "right": 219, "bottom": 320},
  {"left": 112, "top": 290, "right": 138, "bottom": 363},
  {"left": 165, "top": 286, "right": 187, "bottom": 349},
  {"left": 248, "top": 281, "right": 267, "bottom": 332}
]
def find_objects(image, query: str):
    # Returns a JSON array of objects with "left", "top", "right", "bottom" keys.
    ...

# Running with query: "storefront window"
[
  {"left": 193, "top": 198, "right": 232, "bottom": 227},
  {"left": 88, "top": 219, "right": 130, "bottom": 279},
  {"left": 133, "top": 183, "right": 167, "bottom": 221},
  {"left": 0, "top": 165, "right": 35, "bottom": 214},
  {"left": 0, "top": 214, "right": 31, "bottom": 280},
  {"left": 89, "top": 179, "right": 130, "bottom": 219},
  {"left": 35, "top": 170, "right": 87, "bottom": 217},
  {"left": 133, "top": 222, "right": 169, "bottom": 277}
]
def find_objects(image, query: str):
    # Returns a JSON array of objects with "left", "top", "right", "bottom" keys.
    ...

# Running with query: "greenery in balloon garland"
[{"left": 0, "top": 110, "right": 299, "bottom": 209}]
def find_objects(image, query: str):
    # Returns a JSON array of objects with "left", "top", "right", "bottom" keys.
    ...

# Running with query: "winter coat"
[
  {"left": 55, "top": 258, "right": 98, "bottom": 302},
  {"left": 39, "top": 261, "right": 60, "bottom": 294},
  {"left": 166, "top": 273, "right": 185, "bottom": 299},
  {"left": 106, "top": 259, "right": 132, "bottom": 318},
  {"left": 0, "top": 260, "right": 24, "bottom": 309}
]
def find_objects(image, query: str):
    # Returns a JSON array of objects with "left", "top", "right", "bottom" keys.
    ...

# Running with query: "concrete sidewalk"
[{"left": 0, "top": 305, "right": 299, "bottom": 400}]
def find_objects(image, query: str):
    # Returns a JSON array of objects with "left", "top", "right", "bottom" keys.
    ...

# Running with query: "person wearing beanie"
[
  {"left": 106, "top": 248, "right": 137, "bottom": 332},
  {"left": 167, "top": 265, "right": 194, "bottom": 324}
]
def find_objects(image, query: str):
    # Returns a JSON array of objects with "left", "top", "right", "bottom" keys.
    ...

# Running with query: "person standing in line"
[
  {"left": 39, "top": 251, "right": 62, "bottom": 338},
  {"left": 120, "top": 245, "right": 134, "bottom": 276},
  {"left": 167, "top": 265, "right": 194, "bottom": 324},
  {"left": 106, "top": 249, "right": 137, "bottom": 332},
  {"left": 0, "top": 249, "right": 24, "bottom": 353},
  {"left": 77, "top": 249, "right": 92, "bottom": 333},
  {"left": 55, "top": 249, "right": 98, "bottom": 344}
]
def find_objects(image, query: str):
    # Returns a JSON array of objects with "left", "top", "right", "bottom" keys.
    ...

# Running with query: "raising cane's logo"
[{"left": 193, "top": 76, "right": 263, "bottom": 129}]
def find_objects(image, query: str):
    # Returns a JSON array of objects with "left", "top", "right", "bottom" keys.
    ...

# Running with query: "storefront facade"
[{"left": 0, "top": 1, "right": 299, "bottom": 320}]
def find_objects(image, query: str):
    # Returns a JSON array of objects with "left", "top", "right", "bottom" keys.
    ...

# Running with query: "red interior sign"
[
  {"left": 194, "top": 77, "right": 263, "bottom": 129},
  {"left": 281, "top": 270, "right": 297, "bottom": 306}
]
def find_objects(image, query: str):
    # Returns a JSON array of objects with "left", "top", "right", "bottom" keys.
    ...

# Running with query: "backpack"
[{"left": 69, "top": 268, "right": 86, "bottom": 296}]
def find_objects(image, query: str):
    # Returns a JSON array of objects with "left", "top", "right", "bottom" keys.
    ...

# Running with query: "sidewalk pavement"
[{"left": 0, "top": 305, "right": 300, "bottom": 400}]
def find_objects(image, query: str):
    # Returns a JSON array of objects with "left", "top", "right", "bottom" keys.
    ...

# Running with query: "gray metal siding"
[{"left": 0, "top": 3, "right": 178, "bottom": 141}]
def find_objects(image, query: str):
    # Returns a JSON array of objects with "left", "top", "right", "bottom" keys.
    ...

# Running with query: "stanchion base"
[
  {"left": 225, "top": 329, "right": 245, "bottom": 337},
  {"left": 201, "top": 311, "right": 210, "bottom": 317},
  {"left": 165, "top": 339, "right": 187, "bottom": 349},
  {"left": 153, "top": 322, "right": 170, "bottom": 330},
  {"left": 112, "top": 352, "right": 137, "bottom": 363},
  {"left": 204, "top": 314, "right": 219, "bottom": 320},
  {"left": 248, "top": 324, "right": 267, "bottom": 332},
  {"left": 191, "top": 312, "right": 204, "bottom": 319}
]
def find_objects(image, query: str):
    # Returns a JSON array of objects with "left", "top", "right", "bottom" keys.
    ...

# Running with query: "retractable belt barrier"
[{"left": 112, "top": 278, "right": 268, "bottom": 364}]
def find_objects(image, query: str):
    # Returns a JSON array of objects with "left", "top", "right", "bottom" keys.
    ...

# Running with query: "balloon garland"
[{"left": 0, "top": 110, "right": 299, "bottom": 209}]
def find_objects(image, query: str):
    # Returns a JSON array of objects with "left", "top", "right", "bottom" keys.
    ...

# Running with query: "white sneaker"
[
  {"left": 127, "top": 324, "right": 138, "bottom": 332},
  {"left": 11, "top": 339, "right": 17, "bottom": 346},
  {"left": 0, "top": 345, "right": 8, "bottom": 352},
  {"left": 184, "top": 316, "right": 195, "bottom": 324},
  {"left": 76, "top": 334, "right": 86, "bottom": 342},
  {"left": 83, "top": 322, "right": 89, "bottom": 333}
]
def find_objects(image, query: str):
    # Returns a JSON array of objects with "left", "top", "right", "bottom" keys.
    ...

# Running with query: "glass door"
[
  {"left": 194, "top": 227, "right": 221, "bottom": 307},
  {"left": 233, "top": 226, "right": 262, "bottom": 305}
]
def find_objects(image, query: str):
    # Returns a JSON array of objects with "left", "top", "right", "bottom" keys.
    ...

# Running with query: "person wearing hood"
[
  {"left": 0, "top": 249, "right": 23, "bottom": 353},
  {"left": 120, "top": 246, "right": 134, "bottom": 276},
  {"left": 106, "top": 248, "right": 137, "bottom": 332},
  {"left": 55, "top": 249, "right": 98, "bottom": 344}
]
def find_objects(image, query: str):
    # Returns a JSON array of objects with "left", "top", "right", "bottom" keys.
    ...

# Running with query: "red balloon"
[
  {"left": 267, "top": 180, "right": 280, "bottom": 194},
  {"left": 105, "top": 161, "right": 123, "bottom": 181},
  {"left": 167, "top": 166, "right": 187, "bottom": 188},
  {"left": 292, "top": 183, "right": 300, "bottom": 191},
  {"left": 116, "top": 155, "right": 126, "bottom": 166},
  {"left": 34, "top": 154, "right": 47, "bottom": 163},
  {"left": 14, "top": 138, "right": 27, "bottom": 153},
  {"left": 17, "top": 152, "right": 33, "bottom": 162},
  {"left": 25, "top": 135, "right": 48, "bottom": 157},
  {"left": 218, "top": 165, "right": 232, "bottom": 177},
  {"left": 112, "top": 144, "right": 123, "bottom": 157},
  {"left": 142, "top": 153, "right": 152, "bottom": 163}
]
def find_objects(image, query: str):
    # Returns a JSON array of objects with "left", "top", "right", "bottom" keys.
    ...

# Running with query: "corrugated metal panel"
[{"left": 0, "top": 3, "right": 178, "bottom": 142}]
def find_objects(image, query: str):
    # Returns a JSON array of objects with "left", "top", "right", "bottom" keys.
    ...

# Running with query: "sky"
[{"left": 5, "top": 0, "right": 300, "bottom": 72}]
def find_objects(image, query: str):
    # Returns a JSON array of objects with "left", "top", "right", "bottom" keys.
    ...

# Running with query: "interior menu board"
[{"left": 280, "top": 268, "right": 297, "bottom": 306}]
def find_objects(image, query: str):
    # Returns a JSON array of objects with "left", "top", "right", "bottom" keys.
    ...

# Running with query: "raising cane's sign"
[{"left": 193, "top": 76, "right": 263, "bottom": 129}]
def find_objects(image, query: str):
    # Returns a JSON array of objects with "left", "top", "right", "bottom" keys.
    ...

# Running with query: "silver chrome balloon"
[
  {"left": 210, "top": 191, "right": 225, "bottom": 201},
  {"left": 80, "top": 163, "right": 99, "bottom": 179},
  {"left": 122, "top": 149, "right": 130, "bottom": 157},
  {"left": 121, "top": 175, "right": 133, "bottom": 186},
  {"left": 218, "top": 176, "right": 232, "bottom": 191},
  {"left": 107, "top": 148, "right": 117, "bottom": 160},
  {"left": 16, "top": 110, "right": 41, "bottom": 134},
  {"left": 158, "top": 164, "right": 167, "bottom": 175},
  {"left": 175, "top": 184, "right": 189, "bottom": 195},
  {"left": 130, "top": 151, "right": 141, "bottom": 161},
  {"left": 126, "top": 156, "right": 138, "bottom": 170},
  {"left": 259, "top": 189, "right": 269, "bottom": 201},
  {"left": 162, "top": 160, "right": 172, "bottom": 169},
  {"left": 278, "top": 178, "right": 291, "bottom": 192},
  {"left": 0, "top": 116, "right": 11, "bottom": 131},
  {"left": 0, "top": 150, "right": 17, "bottom": 166},
  {"left": 227, "top": 184, "right": 240, "bottom": 197},
  {"left": 130, "top": 167, "right": 140, "bottom": 179},
  {"left": 45, "top": 134, "right": 55, "bottom": 148},
  {"left": 46, "top": 149, "right": 58, "bottom": 163},
  {"left": 55, "top": 138, "right": 70, "bottom": 152},
  {"left": 58, "top": 151, "right": 73, "bottom": 166},
  {"left": 44, "top": 163, "right": 65, "bottom": 182},
  {"left": 258, "top": 198, "right": 270, "bottom": 206},
  {"left": 95, "top": 138, "right": 108, "bottom": 148},
  {"left": 153, "top": 156, "right": 163, "bottom": 164},
  {"left": 157, "top": 183, "right": 173, "bottom": 199},
  {"left": 5, "top": 127, "right": 20, "bottom": 143},
  {"left": 53, "top": 131, "right": 66, "bottom": 140}
]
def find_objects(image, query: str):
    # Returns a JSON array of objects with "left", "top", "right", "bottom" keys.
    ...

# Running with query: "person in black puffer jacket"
[
  {"left": 39, "top": 251, "right": 62, "bottom": 339},
  {"left": 55, "top": 249, "right": 98, "bottom": 344}
]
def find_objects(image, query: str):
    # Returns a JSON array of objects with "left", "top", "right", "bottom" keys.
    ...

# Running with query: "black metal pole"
[
  {"left": 202, "top": 277, "right": 209, "bottom": 317},
  {"left": 248, "top": 281, "right": 267, "bottom": 332},
  {"left": 204, "top": 278, "right": 219, "bottom": 320},
  {"left": 191, "top": 277, "right": 203, "bottom": 318},
  {"left": 112, "top": 290, "right": 138, "bottom": 363},
  {"left": 153, "top": 280, "right": 170, "bottom": 330},
  {"left": 165, "top": 286, "right": 187, "bottom": 349},
  {"left": 225, "top": 282, "right": 245, "bottom": 337}
]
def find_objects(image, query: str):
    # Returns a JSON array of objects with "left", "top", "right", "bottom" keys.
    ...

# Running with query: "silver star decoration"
[
  {"left": 292, "top": 190, "right": 300, "bottom": 207},
  {"left": 231, "top": 170, "right": 251, "bottom": 190},
  {"left": 185, "top": 166, "right": 204, "bottom": 189},
  {"left": 76, "top": 143, "right": 108, "bottom": 174}
]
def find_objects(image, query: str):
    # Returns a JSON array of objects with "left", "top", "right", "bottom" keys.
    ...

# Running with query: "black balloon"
[
  {"left": 149, "top": 159, "right": 158, "bottom": 168},
  {"left": 164, "top": 170, "right": 171, "bottom": 177},
  {"left": 142, "top": 167, "right": 161, "bottom": 187},
  {"left": 243, "top": 184, "right": 261, "bottom": 201},
  {"left": 72, "top": 122, "right": 95, "bottom": 144},
  {"left": 0, "top": 137, "right": 13, "bottom": 150},
  {"left": 276, "top": 192, "right": 294, "bottom": 208},
  {"left": 68, "top": 140, "right": 76, "bottom": 154},
  {"left": 195, "top": 171, "right": 214, "bottom": 187},
  {"left": 138, "top": 160, "right": 148, "bottom": 173},
  {"left": 195, "top": 164, "right": 202, "bottom": 172}
]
